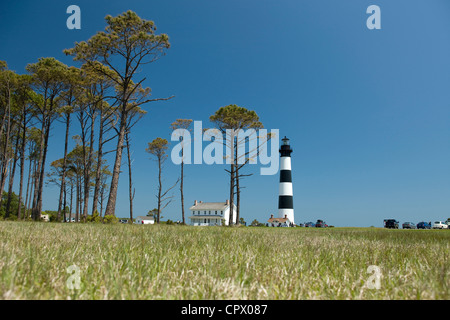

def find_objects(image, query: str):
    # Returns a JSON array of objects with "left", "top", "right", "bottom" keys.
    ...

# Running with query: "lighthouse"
[{"left": 278, "top": 136, "right": 294, "bottom": 225}]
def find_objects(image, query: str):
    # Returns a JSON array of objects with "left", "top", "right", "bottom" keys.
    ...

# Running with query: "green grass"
[{"left": 0, "top": 221, "right": 448, "bottom": 299}]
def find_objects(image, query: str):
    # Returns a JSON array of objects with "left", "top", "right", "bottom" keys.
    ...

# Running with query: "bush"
[
  {"left": 166, "top": 219, "right": 174, "bottom": 225},
  {"left": 103, "top": 215, "right": 118, "bottom": 224},
  {"left": 5, "top": 215, "right": 18, "bottom": 221},
  {"left": 87, "top": 210, "right": 102, "bottom": 223}
]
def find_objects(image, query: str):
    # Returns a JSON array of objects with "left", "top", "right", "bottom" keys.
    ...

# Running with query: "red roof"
[{"left": 268, "top": 217, "right": 289, "bottom": 223}]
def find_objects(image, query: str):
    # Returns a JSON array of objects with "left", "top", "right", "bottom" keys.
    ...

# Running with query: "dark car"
[
  {"left": 304, "top": 222, "right": 315, "bottom": 228},
  {"left": 384, "top": 219, "right": 399, "bottom": 229},
  {"left": 417, "top": 222, "right": 431, "bottom": 229},
  {"left": 315, "top": 220, "right": 328, "bottom": 228},
  {"left": 402, "top": 222, "right": 416, "bottom": 229}
]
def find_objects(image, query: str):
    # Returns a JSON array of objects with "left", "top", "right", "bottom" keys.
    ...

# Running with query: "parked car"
[
  {"left": 315, "top": 220, "right": 328, "bottom": 228},
  {"left": 304, "top": 222, "right": 315, "bottom": 228},
  {"left": 384, "top": 219, "right": 399, "bottom": 229},
  {"left": 119, "top": 219, "right": 128, "bottom": 224},
  {"left": 432, "top": 221, "right": 448, "bottom": 229},
  {"left": 417, "top": 222, "right": 431, "bottom": 229},
  {"left": 402, "top": 222, "right": 416, "bottom": 229}
]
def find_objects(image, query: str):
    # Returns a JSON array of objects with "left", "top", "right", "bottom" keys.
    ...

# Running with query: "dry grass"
[{"left": 0, "top": 221, "right": 448, "bottom": 299}]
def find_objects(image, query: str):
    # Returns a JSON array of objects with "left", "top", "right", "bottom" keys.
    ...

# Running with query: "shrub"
[
  {"left": 87, "top": 210, "right": 102, "bottom": 223},
  {"left": 5, "top": 215, "right": 18, "bottom": 221},
  {"left": 103, "top": 215, "right": 118, "bottom": 224}
]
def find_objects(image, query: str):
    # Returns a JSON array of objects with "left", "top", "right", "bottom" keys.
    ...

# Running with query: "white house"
[
  {"left": 189, "top": 200, "right": 237, "bottom": 226},
  {"left": 267, "top": 214, "right": 294, "bottom": 227},
  {"left": 135, "top": 216, "right": 155, "bottom": 225}
]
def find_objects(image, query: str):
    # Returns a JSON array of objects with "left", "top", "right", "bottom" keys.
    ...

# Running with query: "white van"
[{"left": 432, "top": 221, "right": 448, "bottom": 229}]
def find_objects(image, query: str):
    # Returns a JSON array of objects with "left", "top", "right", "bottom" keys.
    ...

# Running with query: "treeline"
[
  {"left": 1, "top": 10, "right": 267, "bottom": 225},
  {"left": 0, "top": 11, "right": 172, "bottom": 222}
]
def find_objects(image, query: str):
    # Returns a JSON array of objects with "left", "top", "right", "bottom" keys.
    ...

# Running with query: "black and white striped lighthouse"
[{"left": 278, "top": 136, "right": 294, "bottom": 224}]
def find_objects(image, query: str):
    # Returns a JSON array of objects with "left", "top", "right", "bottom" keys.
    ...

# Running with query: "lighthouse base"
[{"left": 278, "top": 209, "right": 294, "bottom": 225}]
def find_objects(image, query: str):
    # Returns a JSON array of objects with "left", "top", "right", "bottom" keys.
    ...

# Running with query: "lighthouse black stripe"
[
  {"left": 279, "top": 170, "right": 292, "bottom": 183},
  {"left": 278, "top": 196, "right": 293, "bottom": 209}
]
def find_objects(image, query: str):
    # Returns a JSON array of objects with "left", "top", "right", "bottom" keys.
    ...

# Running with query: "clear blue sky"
[{"left": 1, "top": 0, "right": 450, "bottom": 227}]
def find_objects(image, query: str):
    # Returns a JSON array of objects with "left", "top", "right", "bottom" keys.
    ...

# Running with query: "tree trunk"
[
  {"left": 234, "top": 138, "right": 240, "bottom": 226},
  {"left": 0, "top": 160, "right": 8, "bottom": 209},
  {"left": 5, "top": 129, "right": 20, "bottom": 218},
  {"left": 23, "top": 154, "right": 33, "bottom": 219},
  {"left": 180, "top": 156, "right": 185, "bottom": 225},
  {"left": 17, "top": 116, "right": 27, "bottom": 220},
  {"left": 0, "top": 87, "right": 11, "bottom": 200},
  {"left": 229, "top": 163, "right": 235, "bottom": 226},
  {"left": 99, "top": 184, "right": 105, "bottom": 218},
  {"left": 0, "top": 118, "right": 11, "bottom": 206},
  {"left": 31, "top": 119, "right": 47, "bottom": 221},
  {"left": 92, "top": 110, "right": 105, "bottom": 215},
  {"left": 104, "top": 111, "right": 127, "bottom": 217},
  {"left": 0, "top": 160, "right": 8, "bottom": 211},
  {"left": 236, "top": 167, "right": 240, "bottom": 226},
  {"left": 157, "top": 156, "right": 162, "bottom": 224},
  {"left": 82, "top": 113, "right": 96, "bottom": 222},
  {"left": 63, "top": 181, "right": 67, "bottom": 222},
  {"left": 75, "top": 174, "right": 80, "bottom": 223},
  {"left": 57, "top": 113, "right": 71, "bottom": 222},
  {"left": 126, "top": 132, "right": 134, "bottom": 223},
  {"left": 35, "top": 119, "right": 51, "bottom": 219},
  {"left": 69, "top": 182, "right": 74, "bottom": 221},
  {"left": 25, "top": 158, "right": 35, "bottom": 220}
]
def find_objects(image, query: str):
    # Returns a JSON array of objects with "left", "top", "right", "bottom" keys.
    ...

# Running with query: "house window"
[
  {"left": 209, "top": 211, "right": 211, "bottom": 214},
  {"left": 215, "top": 211, "right": 217, "bottom": 215},
  {"left": 204, "top": 211, "right": 206, "bottom": 215},
  {"left": 221, "top": 211, "right": 223, "bottom": 215}
]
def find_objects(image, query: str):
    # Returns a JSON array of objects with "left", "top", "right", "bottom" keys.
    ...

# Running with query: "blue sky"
[{"left": 1, "top": 0, "right": 450, "bottom": 227}]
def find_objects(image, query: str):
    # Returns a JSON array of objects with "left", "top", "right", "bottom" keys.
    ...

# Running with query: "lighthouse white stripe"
[
  {"left": 279, "top": 182, "right": 293, "bottom": 196},
  {"left": 280, "top": 157, "right": 291, "bottom": 171}
]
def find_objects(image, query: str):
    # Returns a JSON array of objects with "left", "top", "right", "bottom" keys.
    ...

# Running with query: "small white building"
[
  {"left": 189, "top": 200, "right": 237, "bottom": 226},
  {"left": 135, "top": 216, "right": 155, "bottom": 225},
  {"left": 267, "top": 214, "right": 294, "bottom": 227}
]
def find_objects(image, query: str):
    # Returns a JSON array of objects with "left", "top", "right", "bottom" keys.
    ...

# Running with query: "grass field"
[{"left": 0, "top": 221, "right": 448, "bottom": 299}]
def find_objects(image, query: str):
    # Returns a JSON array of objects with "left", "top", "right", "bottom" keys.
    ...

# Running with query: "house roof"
[
  {"left": 190, "top": 202, "right": 230, "bottom": 210},
  {"left": 136, "top": 216, "right": 154, "bottom": 220},
  {"left": 268, "top": 217, "right": 290, "bottom": 223}
]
